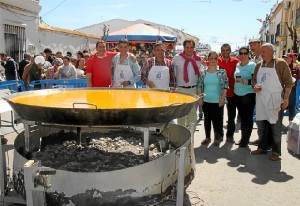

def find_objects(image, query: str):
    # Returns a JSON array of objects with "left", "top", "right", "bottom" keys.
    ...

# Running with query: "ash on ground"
[{"left": 31, "top": 130, "right": 176, "bottom": 172}]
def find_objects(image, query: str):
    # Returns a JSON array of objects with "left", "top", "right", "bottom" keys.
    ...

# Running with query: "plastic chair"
[
  {"left": 0, "top": 80, "right": 26, "bottom": 92},
  {"left": 29, "top": 79, "right": 63, "bottom": 90},
  {"left": 29, "top": 79, "right": 87, "bottom": 90},
  {"left": 136, "top": 80, "right": 146, "bottom": 88},
  {"left": 68, "top": 78, "right": 87, "bottom": 88}
]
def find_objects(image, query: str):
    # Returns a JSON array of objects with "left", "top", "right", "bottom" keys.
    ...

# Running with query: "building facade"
[
  {"left": 0, "top": 0, "right": 101, "bottom": 62},
  {"left": 260, "top": 0, "right": 300, "bottom": 56}
]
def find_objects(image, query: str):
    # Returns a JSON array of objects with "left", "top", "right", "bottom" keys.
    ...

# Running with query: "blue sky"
[{"left": 39, "top": 0, "right": 278, "bottom": 51}]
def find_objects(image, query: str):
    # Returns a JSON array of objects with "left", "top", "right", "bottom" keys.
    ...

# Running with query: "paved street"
[
  {"left": 187, "top": 114, "right": 300, "bottom": 206},
  {"left": 1, "top": 110, "right": 300, "bottom": 206}
]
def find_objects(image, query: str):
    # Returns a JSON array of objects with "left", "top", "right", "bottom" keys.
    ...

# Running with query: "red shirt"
[
  {"left": 86, "top": 52, "right": 116, "bottom": 87},
  {"left": 218, "top": 57, "right": 239, "bottom": 97}
]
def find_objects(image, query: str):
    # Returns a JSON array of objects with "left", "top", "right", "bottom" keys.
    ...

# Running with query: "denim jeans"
[
  {"left": 258, "top": 110, "right": 283, "bottom": 155},
  {"left": 198, "top": 106, "right": 203, "bottom": 120},
  {"left": 288, "top": 87, "right": 296, "bottom": 121}
]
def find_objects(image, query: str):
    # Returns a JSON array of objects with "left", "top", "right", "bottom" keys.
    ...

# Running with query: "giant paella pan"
[{"left": 4, "top": 88, "right": 199, "bottom": 125}]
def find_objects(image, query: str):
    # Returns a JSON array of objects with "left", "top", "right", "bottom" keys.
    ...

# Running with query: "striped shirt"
[{"left": 141, "top": 57, "right": 176, "bottom": 87}]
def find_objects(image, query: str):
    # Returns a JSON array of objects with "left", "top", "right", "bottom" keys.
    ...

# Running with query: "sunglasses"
[
  {"left": 209, "top": 57, "right": 218, "bottom": 60},
  {"left": 239, "top": 52, "right": 249, "bottom": 55}
]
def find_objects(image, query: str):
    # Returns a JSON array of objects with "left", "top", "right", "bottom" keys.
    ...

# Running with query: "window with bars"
[{"left": 4, "top": 24, "right": 26, "bottom": 62}]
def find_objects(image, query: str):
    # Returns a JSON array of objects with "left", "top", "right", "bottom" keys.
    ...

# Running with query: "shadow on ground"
[
  {"left": 195, "top": 119, "right": 294, "bottom": 185},
  {"left": 194, "top": 140, "right": 293, "bottom": 185}
]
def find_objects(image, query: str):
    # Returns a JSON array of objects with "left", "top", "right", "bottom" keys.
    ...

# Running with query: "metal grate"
[{"left": 4, "top": 24, "right": 26, "bottom": 62}]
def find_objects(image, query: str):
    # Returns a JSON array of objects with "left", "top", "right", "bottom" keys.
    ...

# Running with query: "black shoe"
[
  {"left": 226, "top": 137, "right": 234, "bottom": 143},
  {"left": 249, "top": 139, "right": 260, "bottom": 146},
  {"left": 213, "top": 139, "right": 221, "bottom": 146},
  {"left": 239, "top": 144, "right": 249, "bottom": 148},
  {"left": 1, "top": 137, "right": 8, "bottom": 145},
  {"left": 201, "top": 138, "right": 211, "bottom": 145}
]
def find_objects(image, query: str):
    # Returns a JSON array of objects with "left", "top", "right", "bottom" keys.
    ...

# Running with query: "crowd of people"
[
  {"left": 84, "top": 38, "right": 298, "bottom": 161},
  {"left": 1, "top": 37, "right": 299, "bottom": 161},
  {"left": 0, "top": 49, "right": 89, "bottom": 89}
]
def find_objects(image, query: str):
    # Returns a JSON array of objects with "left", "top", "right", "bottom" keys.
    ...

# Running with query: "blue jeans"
[
  {"left": 198, "top": 106, "right": 203, "bottom": 120},
  {"left": 257, "top": 110, "right": 283, "bottom": 155},
  {"left": 288, "top": 87, "right": 296, "bottom": 121}
]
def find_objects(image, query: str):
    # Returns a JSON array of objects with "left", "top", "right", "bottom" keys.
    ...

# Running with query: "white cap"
[{"left": 34, "top": 56, "right": 45, "bottom": 64}]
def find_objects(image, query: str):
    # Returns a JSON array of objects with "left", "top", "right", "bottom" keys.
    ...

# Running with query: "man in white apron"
[
  {"left": 112, "top": 39, "right": 140, "bottom": 88},
  {"left": 140, "top": 42, "right": 176, "bottom": 89},
  {"left": 251, "top": 43, "right": 294, "bottom": 161}
]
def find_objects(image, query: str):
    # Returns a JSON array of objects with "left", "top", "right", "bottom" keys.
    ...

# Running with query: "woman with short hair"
[{"left": 198, "top": 51, "right": 228, "bottom": 146}]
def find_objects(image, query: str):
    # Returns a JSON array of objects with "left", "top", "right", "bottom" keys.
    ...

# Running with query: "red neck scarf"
[{"left": 179, "top": 51, "right": 201, "bottom": 83}]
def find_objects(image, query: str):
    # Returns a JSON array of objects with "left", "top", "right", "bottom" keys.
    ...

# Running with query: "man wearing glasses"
[
  {"left": 172, "top": 39, "right": 203, "bottom": 128},
  {"left": 218, "top": 43, "right": 239, "bottom": 143}
]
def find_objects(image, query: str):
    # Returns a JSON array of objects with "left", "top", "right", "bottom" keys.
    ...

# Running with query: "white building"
[{"left": 0, "top": 0, "right": 101, "bottom": 62}]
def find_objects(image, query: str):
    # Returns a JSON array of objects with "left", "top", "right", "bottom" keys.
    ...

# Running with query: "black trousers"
[
  {"left": 235, "top": 93, "right": 256, "bottom": 145},
  {"left": 203, "top": 102, "right": 224, "bottom": 140},
  {"left": 226, "top": 96, "right": 237, "bottom": 138},
  {"left": 258, "top": 110, "right": 284, "bottom": 155}
]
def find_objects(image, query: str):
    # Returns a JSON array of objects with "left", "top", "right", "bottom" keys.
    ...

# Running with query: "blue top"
[
  {"left": 198, "top": 66, "right": 229, "bottom": 103},
  {"left": 203, "top": 72, "right": 222, "bottom": 103},
  {"left": 234, "top": 62, "right": 255, "bottom": 96}
]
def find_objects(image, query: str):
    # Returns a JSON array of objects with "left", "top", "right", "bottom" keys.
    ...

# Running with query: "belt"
[{"left": 178, "top": 85, "right": 197, "bottom": 89}]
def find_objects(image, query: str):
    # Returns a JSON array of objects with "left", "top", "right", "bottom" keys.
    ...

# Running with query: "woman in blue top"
[
  {"left": 198, "top": 51, "right": 229, "bottom": 146},
  {"left": 234, "top": 46, "right": 256, "bottom": 147}
]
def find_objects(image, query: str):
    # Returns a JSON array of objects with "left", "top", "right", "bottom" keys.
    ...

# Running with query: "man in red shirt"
[
  {"left": 86, "top": 40, "right": 116, "bottom": 87},
  {"left": 218, "top": 43, "right": 239, "bottom": 143}
]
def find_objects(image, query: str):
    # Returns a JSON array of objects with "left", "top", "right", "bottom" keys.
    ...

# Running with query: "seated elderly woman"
[{"left": 54, "top": 56, "right": 77, "bottom": 80}]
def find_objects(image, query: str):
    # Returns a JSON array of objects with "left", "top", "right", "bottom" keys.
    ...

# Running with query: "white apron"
[
  {"left": 147, "top": 58, "right": 170, "bottom": 89},
  {"left": 256, "top": 61, "right": 283, "bottom": 124},
  {"left": 114, "top": 57, "right": 135, "bottom": 88}
]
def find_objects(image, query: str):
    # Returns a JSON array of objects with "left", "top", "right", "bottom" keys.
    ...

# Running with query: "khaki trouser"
[{"left": 176, "top": 86, "right": 198, "bottom": 128}]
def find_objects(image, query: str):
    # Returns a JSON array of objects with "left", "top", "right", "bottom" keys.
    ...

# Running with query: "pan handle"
[
  {"left": 73, "top": 102, "right": 98, "bottom": 109},
  {"left": 169, "top": 87, "right": 178, "bottom": 92},
  {"left": 168, "top": 102, "right": 185, "bottom": 107}
]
